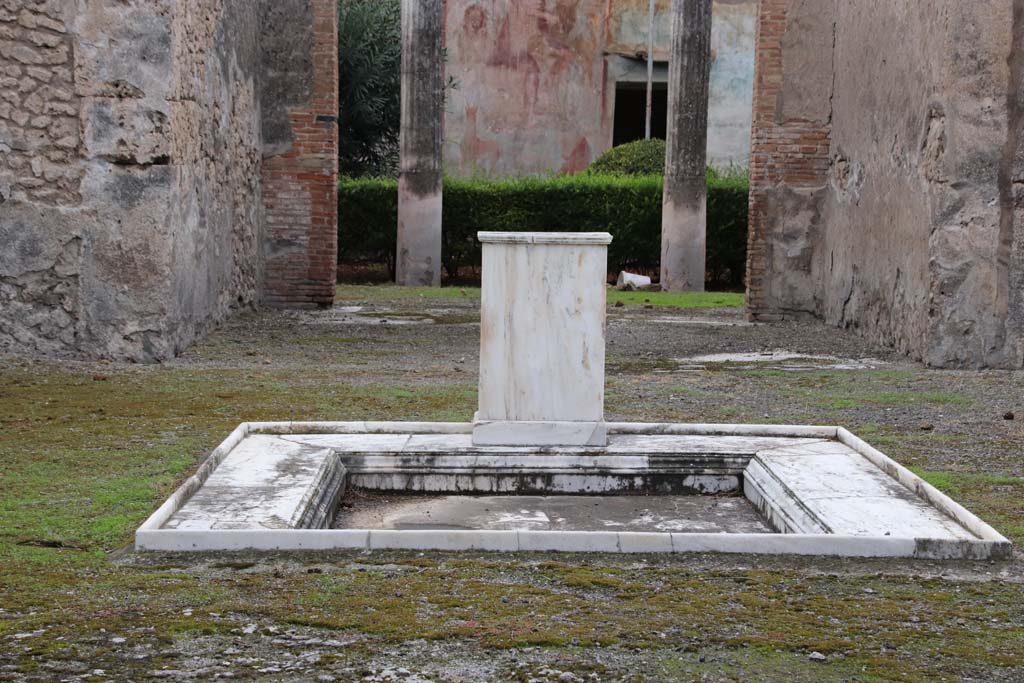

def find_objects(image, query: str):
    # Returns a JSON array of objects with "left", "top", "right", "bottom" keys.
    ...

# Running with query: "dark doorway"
[{"left": 613, "top": 82, "right": 667, "bottom": 146}]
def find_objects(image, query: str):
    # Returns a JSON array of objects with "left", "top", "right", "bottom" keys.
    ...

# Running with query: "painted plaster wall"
[
  {"left": 608, "top": 0, "right": 755, "bottom": 168},
  {"left": 443, "top": 0, "right": 756, "bottom": 177},
  {"left": 748, "top": 0, "right": 1023, "bottom": 368}
]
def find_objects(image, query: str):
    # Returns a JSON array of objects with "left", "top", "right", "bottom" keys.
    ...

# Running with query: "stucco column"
[
  {"left": 397, "top": 0, "right": 444, "bottom": 287},
  {"left": 660, "top": 0, "right": 712, "bottom": 292}
]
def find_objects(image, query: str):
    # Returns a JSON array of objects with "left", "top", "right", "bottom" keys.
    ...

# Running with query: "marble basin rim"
[{"left": 135, "top": 421, "right": 1012, "bottom": 560}]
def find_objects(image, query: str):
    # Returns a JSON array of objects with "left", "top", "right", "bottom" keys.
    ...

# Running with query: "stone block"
[
  {"left": 474, "top": 232, "right": 612, "bottom": 446},
  {"left": 368, "top": 530, "right": 519, "bottom": 552},
  {"left": 72, "top": 1, "right": 172, "bottom": 100},
  {"left": 471, "top": 420, "right": 608, "bottom": 447},
  {"left": 517, "top": 530, "right": 621, "bottom": 553}
]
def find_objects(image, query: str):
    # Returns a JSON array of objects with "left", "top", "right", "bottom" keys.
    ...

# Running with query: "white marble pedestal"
[{"left": 473, "top": 232, "right": 612, "bottom": 447}]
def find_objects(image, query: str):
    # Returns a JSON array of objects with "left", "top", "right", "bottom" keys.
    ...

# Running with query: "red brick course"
[
  {"left": 262, "top": 0, "right": 339, "bottom": 309},
  {"left": 745, "top": 0, "right": 831, "bottom": 318}
]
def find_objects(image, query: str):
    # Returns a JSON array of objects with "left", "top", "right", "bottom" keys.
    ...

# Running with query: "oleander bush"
[{"left": 338, "top": 0, "right": 402, "bottom": 177}]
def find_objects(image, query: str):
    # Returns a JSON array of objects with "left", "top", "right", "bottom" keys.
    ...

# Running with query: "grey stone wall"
[
  {"left": 748, "top": 0, "right": 1024, "bottom": 369},
  {"left": 258, "top": 0, "right": 313, "bottom": 157},
  {"left": 0, "top": 0, "right": 263, "bottom": 361},
  {"left": 1004, "top": 0, "right": 1024, "bottom": 369},
  {"left": 167, "top": 0, "right": 262, "bottom": 356}
]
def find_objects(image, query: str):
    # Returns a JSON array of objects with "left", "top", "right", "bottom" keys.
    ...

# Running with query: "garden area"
[
  {"left": 338, "top": 158, "right": 750, "bottom": 288},
  {"left": 336, "top": 0, "right": 749, "bottom": 289},
  {"left": 2, "top": 287, "right": 1023, "bottom": 681},
  {"left": 1, "top": 1, "right": 1022, "bottom": 682}
]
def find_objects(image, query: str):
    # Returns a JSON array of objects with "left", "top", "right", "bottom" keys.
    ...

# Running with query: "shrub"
[
  {"left": 338, "top": 176, "right": 400, "bottom": 273},
  {"left": 338, "top": 172, "right": 749, "bottom": 288},
  {"left": 587, "top": 139, "right": 667, "bottom": 176},
  {"left": 338, "top": 0, "right": 402, "bottom": 177}
]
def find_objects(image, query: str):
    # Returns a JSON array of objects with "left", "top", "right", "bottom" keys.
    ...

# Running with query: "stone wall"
[
  {"left": 0, "top": 0, "right": 262, "bottom": 361},
  {"left": 747, "top": 0, "right": 1024, "bottom": 369},
  {"left": 1009, "top": 0, "right": 1024, "bottom": 369},
  {"left": 745, "top": 0, "right": 832, "bottom": 320},
  {"left": 442, "top": 0, "right": 757, "bottom": 177},
  {"left": 0, "top": 0, "right": 338, "bottom": 361},
  {"left": 1, "top": 1, "right": 84, "bottom": 355},
  {"left": 168, "top": 0, "right": 263, "bottom": 353}
]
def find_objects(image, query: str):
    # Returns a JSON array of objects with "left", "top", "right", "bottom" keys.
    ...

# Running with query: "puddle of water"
[
  {"left": 676, "top": 351, "right": 888, "bottom": 371},
  {"left": 611, "top": 317, "right": 754, "bottom": 327}
]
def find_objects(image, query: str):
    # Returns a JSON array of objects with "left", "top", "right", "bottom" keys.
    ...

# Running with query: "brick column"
[
  {"left": 745, "top": 0, "right": 831, "bottom": 319},
  {"left": 261, "top": 0, "right": 339, "bottom": 309}
]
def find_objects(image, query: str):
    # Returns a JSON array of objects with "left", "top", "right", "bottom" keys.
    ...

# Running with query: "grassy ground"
[
  {"left": 336, "top": 284, "right": 746, "bottom": 309},
  {"left": 0, "top": 287, "right": 1022, "bottom": 682}
]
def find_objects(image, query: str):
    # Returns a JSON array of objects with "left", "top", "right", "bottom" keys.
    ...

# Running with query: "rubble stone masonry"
[{"left": 0, "top": 0, "right": 338, "bottom": 361}]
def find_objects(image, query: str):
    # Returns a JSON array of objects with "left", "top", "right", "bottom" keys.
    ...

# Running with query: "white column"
[
  {"left": 660, "top": 0, "right": 712, "bottom": 292},
  {"left": 473, "top": 232, "right": 612, "bottom": 447},
  {"left": 397, "top": 0, "right": 443, "bottom": 286}
]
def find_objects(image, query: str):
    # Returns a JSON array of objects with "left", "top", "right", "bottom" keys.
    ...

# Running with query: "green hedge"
[{"left": 338, "top": 173, "right": 749, "bottom": 288}]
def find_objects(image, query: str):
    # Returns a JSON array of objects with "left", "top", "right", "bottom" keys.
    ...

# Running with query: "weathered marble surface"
[
  {"left": 474, "top": 232, "right": 612, "bottom": 446},
  {"left": 333, "top": 494, "right": 773, "bottom": 534},
  {"left": 471, "top": 420, "right": 608, "bottom": 447},
  {"left": 162, "top": 436, "right": 341, "bottom": 531},
  {"left": 138, "top": 422, "right": 1012, "bottom": 559},
  {"left": 746, "top": 442, "right": 976, "bottom": 540}
]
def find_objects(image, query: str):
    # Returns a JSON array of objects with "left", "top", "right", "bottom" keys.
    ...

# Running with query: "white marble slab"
[
  {"left": 475, "top": 231, "right": 612, "bottom": 445},
  {"left": 471, "top": 420, "right": 608, "bottom": 447},
  {"left": 478, "top": 232, "right": 614, "bottom": 245},
  {"left": 517, "top": 530, "right": 621, "bottom": 553},
  {"left": 280, "top": 432, "right": 822, "bottom": 456},
  {"left": 752, "top": 449, "right": 977, "bottom": 540},
  {"left": 163, "top": 436, "right": 336, "bottom": 531}
]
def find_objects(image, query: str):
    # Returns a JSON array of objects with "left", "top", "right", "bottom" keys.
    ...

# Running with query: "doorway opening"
[{"left": 613, "top": 81, "right": 668, "bottom": 146}]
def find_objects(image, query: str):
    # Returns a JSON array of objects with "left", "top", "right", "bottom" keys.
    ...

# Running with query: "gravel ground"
[{"left": 172, "top": 293, "right": 1023, "bottom": 475}]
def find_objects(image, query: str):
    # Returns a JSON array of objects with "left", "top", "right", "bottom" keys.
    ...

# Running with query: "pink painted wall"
[
  {"left": 444, "top": 0, "right": 611, "bottom": 177},
  {"left": 443, "top": 0, "right": 756, "bottom": 177}
]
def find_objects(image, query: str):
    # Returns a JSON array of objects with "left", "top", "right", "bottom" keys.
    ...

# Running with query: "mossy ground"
[{"left": 0, "top": 289, "right": 1021, "bottom": 681}]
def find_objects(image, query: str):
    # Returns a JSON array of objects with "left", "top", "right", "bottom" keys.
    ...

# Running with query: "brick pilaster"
[
  {"left": 745, "top": 0, "right": 831, "bottom": 319},
  {"left": 262, "top": 0, "right": 339, "bottom": 308}
]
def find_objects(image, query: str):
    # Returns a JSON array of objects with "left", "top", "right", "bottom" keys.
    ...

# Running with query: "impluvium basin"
[
  {"left": 136, "top": 233, "right": 1012, "bottom": 560},
  {"left": 135, "top": 421, "right": 1011, "bottom": 560}
]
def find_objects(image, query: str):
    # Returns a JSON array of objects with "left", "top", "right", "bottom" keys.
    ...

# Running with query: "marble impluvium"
[{"left": 137, "top": 232, "right": 1012, "bottom": 559}]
